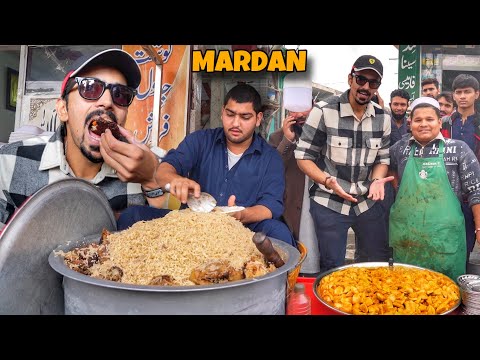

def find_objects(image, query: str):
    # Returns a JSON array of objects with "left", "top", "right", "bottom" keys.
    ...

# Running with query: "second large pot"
[{"left": 312, "top": 262, "right": 461, "bottom": 315}]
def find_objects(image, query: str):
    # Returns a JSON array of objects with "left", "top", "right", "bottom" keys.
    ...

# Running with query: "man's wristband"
[{"left": 141, "top": 186, "right": 164, "bottom": 198}]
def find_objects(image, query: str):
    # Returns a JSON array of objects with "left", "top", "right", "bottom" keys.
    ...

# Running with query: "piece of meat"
[
  {"left": 63, "top": 240, "right": 111, "bottom": 275},
  {"left": 64, "top": 258, "right": 92, "bottom": 275},
  {"left": 89, "top": 118, "right": 128, "bottom": 143},
  {"left": 189, "top": 260, "right": 232, "bottom": 285},
  {"left": 99, "top": 228, "right": 111, "bottom": 245},
  {"left": 103, "top": 266, "right": 123, "bottom": 282},
  {"left": 96, "top": 244, "right": 109, "bottom": 262},
  {"left": 149, "top": 275, "right": 176, "bottom": 286},
  {"left": 228, "top": 268, "right": 244, "bottom": 282},
  {"left": 243, "top": 260, "right": 273, "bottom": 279},
  {"left": 64, "top": 247, "right": 96, "bottom": 275}
]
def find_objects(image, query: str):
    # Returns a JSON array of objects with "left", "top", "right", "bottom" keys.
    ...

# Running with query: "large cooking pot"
[
  {"left": 49, "top": 234, "right": 300, "bottom": 315},
  {"left": 312, "top": 262, "right": 461, "bottom": 315}
]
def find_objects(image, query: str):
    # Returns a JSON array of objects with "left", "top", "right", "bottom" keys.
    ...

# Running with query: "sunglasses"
[
  {"left": 352, "top": 73, "right": 381, "bottom": 89},
  {"left": 66, "top": 77, "right": 137, "bottom": 107}
]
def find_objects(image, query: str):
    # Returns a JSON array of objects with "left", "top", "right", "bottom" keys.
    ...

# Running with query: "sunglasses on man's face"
[
  {"left": 68, "top": 77, "right": 137, "bottom": 107},
  {"left": 352, "top": 73, "right": 381, "bottom": 89}
]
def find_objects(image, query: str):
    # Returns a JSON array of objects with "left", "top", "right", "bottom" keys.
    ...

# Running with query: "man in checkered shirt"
[
  {"left": 0, "top": 49, "right": 167, "bottom": 230},
  {"left": 294, "top": 55, "right": 395, "bottom": 273}
]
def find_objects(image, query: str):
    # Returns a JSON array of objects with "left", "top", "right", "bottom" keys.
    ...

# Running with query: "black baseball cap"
[
  {"left": 352, "top": 55, "right": 383, "bottom": 79},
  {"left": 61, "top": 48, "right": 141, "bottom": 95}
]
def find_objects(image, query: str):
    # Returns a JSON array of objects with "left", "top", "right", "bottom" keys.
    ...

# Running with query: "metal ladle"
[
  {"left": 186, "top": 192, "right": 217, "bottom": 213},
  {"left": 164, "top": 183, "right": 217, "bottom": 213}
]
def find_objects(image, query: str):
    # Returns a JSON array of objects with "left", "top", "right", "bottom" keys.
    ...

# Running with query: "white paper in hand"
[{"left": 215, "top": 206, "right": 245, "bottom": 213}]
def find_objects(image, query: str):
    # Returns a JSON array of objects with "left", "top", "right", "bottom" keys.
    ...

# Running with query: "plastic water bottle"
[{"left": 286, "top": 283, "right": 311, "bottom": 315}]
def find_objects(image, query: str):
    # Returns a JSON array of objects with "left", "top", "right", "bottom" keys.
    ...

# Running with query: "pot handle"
[
  {"left": 388, "top": 247, "right": 394, "bottom": 268},
  {"left": 252, "top": 232, "right": 285, "bottom": 268}
]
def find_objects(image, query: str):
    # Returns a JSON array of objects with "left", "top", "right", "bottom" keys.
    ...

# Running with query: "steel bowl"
[
  {"left": 49, "top": 234, "right": 300, "bottom": 315},
  {"left": 313, "top": 262, "right": 461, "bottom": 315}
]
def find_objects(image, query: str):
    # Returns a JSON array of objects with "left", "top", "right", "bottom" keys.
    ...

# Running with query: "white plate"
[{"left": 215, "top": 206, "right": 245, "bottom": 213}]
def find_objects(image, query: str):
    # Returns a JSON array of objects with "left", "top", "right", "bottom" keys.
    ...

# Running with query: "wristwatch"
[{"left": 141, "top": 186, "right": 164, "bottom": 198}]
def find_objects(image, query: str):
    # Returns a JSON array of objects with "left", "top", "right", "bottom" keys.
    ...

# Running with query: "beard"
[
  {"left": 354, "top": 90, "right": 371, "bottom": 105},
  {"left": 392, "top": 111, "right": 406, "bottom": 121},
  {"left": 80, "top": 143, "right": 103, "bottom": 163},
  {"left": 354, "top": 97, "right": 370, "bottom": 106}
]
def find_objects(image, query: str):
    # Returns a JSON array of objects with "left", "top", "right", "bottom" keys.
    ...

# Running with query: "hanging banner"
[
  {"left": 398, "top": 45, "right": 421, "bottom": 101},
  {"left": 122, "top": 45, "right": 190, "bottom": 151}
]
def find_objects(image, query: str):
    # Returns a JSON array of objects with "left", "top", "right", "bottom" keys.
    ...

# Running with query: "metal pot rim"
[{"left": 49, "top": 233, "right": 300, "bottom": 293}]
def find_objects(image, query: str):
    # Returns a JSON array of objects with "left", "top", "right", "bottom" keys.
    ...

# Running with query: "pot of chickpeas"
[{"left": 313, "top": 262, "right": 461, "bottom": 315}]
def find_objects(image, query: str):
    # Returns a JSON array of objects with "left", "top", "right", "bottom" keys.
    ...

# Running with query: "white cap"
[{"left": 410, "top": 96, "right": 440, "bottom": 111}]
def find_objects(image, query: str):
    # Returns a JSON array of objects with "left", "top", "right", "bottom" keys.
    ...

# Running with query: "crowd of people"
[{"left": 1, "top": 49, "right": 479, "bottom": 282}]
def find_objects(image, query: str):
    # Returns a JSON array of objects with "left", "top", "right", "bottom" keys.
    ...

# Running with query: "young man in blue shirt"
[{"left": 117, "top": 83, "right": 294, "bottom": 245}]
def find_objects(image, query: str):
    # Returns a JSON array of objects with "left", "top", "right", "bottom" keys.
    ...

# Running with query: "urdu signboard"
[{"left": 398, "top": 45, "right": 421, "bottom": 101}]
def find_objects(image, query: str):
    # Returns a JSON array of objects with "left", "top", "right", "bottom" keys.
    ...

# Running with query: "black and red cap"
[
  {"left": 352, "top": 55, "right": 383, "bottom": 79},
  {"left": 60, "top": 48, "right": 141, "bottom": 95}
]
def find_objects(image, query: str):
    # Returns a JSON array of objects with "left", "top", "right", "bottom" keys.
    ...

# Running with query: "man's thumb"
[
  {"left": 228, "top": 195, "right": 236, "bottom": 207},
  {"left": 380, "top": 176, "right": 395, "bottom": 183},
  {"left": 118, "top": 125, "right": 135, "bottom": 144}
]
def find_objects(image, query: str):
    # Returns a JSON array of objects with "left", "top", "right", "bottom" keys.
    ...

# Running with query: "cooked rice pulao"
[{"left": 63, "top": 209, "right": 277, "bottom": 286}]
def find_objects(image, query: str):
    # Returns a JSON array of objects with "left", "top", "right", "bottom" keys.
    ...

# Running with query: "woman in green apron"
[{"left": 389, "top": 97, "right": 480, "bottom": 281}]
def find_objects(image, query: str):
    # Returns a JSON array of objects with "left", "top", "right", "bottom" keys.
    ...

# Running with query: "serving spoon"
[
  {"left": 164, "top": 183, "right": 217, "bottom": 213},
  {"left": 186, "top": 192, "right": 217, "bottom": 213}
]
